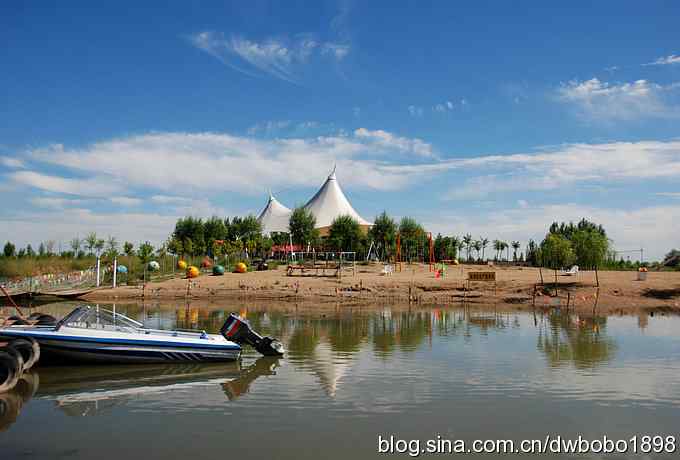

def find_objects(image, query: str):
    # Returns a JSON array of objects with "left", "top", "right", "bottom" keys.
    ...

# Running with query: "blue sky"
[{"left": 1, "top": 1, "right": 679, "bottom": 260}]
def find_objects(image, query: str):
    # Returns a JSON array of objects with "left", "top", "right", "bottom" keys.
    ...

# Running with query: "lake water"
[{"left": 2, "top": 302, "right": 680, "bottom": 459}]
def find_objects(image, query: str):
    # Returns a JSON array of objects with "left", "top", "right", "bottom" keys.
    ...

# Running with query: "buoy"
[
  {"left": 8, "top": 339, "right": 39, "bottom": 371},
  {"left": 186, "top": 266, "right": 200, "bottom": 278},
  {"left": 0, "top": 347, "right": 23, "bottom": 393},
  {"left": 178, "top": 260, "right": 188, "bottom": 270},
  {"left": 235, "top": 262, "right": 247, "bottom": 274},
  {"left": 117, "top": 264, "right": 128, "bottom": 274},
  {"left": 213, "top": 265, "right": 225, "bottom": 276},
  {"left": 148, "top": 261, "right": 160, "bottom": 271}
]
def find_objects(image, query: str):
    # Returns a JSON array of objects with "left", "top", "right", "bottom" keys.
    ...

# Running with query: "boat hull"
[
  {"left": 39, "top": 340, "right": 241, "bottom": 363},
  {"left": 0, "top": 332, "right": 241, "bottom": 364}
]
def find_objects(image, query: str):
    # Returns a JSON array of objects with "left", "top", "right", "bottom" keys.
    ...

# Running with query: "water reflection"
[
  {"left": 0, "top": 357, "right": 279, "bottom": 430},
  {"left": 537, "top": 312, "right": 617, "bottom": 368}
]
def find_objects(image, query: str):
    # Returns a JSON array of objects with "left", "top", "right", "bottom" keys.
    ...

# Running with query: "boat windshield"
[{"left": 59, "top": 306, "right": 144, "bottom": 332}]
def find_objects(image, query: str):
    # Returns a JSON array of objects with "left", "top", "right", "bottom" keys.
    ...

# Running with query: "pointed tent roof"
[
  {"left": 303, "top": 167, "right": 371, "bottom": 228},
  {"left": 257, "top": 192, "right": 292, "bottom": 235}
]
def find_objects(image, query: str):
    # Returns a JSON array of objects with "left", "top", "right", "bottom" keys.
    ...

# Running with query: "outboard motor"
[{"left": 220, "top": 314, "right": 285, "bottom": 356}]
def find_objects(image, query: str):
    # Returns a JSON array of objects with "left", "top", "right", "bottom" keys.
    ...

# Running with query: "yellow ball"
[
  {"left": 235, "top": 262, "right": 247, "bottom": 273},
  {"left": 453, "top": 259, "right": 460, "bottom": 265},
  {"left": 178, "top": 260, "right": 188, "bottom": 270},
  {"left": 186, "top": 266, "right": 200, "bottom": 278}
]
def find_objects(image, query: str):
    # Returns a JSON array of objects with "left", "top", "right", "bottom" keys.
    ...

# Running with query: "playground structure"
[
  {"left": 286, "top": 251, "right": 356, "bottom": 278},
  {"left": 394, "top": 232, "right": 435, "bottom": 273}
]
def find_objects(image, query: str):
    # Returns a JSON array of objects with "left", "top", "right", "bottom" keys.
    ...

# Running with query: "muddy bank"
[{"left": 80, "top": 263, "right": 680, "bottom": 316}]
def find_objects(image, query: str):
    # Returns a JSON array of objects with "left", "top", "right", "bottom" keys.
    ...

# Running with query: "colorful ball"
[
  {"left": 178, "top": 260, "right": 188, "bottom": 270},
  {"left": 201, "top": 257, "right": 212, "bottom": 268},
  {"left": 116, "top": 265, "right": 128, "bottom": 274},
  {"left": 186, "top": 266, "right": 200, "bottom": 278},
  {"left": 148, "top": 261, "right": 160, "bottom": 271},
  {"left": 212, "top": 265, "right": 225, "bottom": 275},
  {"left": 235, "top": 262, "right": 247, "bottom": 273}
]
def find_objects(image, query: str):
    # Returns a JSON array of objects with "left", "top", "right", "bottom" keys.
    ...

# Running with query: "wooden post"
[
  {"left": 539, "top": 267, "right": 544, "bottom": 285},
  {"left": 595, "top": 266, "right": 600, "bottom": 287},
  {"left": 554, "top": 269, "right": 558, "bottom": 297},
  {"left": 96, "top": 256, "right": 101, "bottom": 287},
  {"left": 113, "top": 258, "right": 117, "bottom": 288}
]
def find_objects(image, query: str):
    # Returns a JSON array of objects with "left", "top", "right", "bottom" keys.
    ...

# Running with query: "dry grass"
[{"left": 0, "top": 256, "right": 95, "bottom": 278}]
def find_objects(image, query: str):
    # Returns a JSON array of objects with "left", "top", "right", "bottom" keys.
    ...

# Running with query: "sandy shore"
[{"left": 81, "top": 263, "right": 680, "bottom": 315}]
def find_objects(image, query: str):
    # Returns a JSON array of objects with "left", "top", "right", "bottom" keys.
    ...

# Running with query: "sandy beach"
[{"left": 82, "top": 263, "right": 680, "bottom": 315}]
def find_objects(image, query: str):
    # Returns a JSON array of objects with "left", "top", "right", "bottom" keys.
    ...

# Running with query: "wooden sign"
[{"left": 468, "top": 271, "right": 496, "bottom": 282}]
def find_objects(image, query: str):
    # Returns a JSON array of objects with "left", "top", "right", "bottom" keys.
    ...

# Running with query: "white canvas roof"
[
  {"left": 303, "top": 168, "right": 371, "bottom": 228},
  {"left": 257, "top": 192, "right": 292, "bottom": 235}
]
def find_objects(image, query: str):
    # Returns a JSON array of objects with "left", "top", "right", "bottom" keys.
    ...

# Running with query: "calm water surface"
[{"left": 2, "top": 302, "right": 680, "bottom": 459}]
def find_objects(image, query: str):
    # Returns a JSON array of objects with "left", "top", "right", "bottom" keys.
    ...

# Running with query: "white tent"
[
  {"left": 304, "top": 168, "right": 371, "bottom": 230},
  {"left": 257, "top": 192, "right": 292, "bottom": 235}
]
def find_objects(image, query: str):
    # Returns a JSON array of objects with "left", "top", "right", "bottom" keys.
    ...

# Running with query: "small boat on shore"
[{"left": 0, "top": 305, "right": 284, "bottom": 365}]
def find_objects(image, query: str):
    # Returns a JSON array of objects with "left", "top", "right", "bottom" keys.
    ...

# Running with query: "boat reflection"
[{"left": 0, "top": 357, "right": 280, "bottom": 429}]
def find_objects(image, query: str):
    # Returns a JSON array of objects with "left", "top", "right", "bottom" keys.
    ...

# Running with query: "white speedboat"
[{"left": 0, "top": 306, "right": 284, "bottom": 364}]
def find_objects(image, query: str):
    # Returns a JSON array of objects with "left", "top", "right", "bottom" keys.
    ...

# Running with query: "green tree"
[
  {"left": 449, "top": 236, "right": 461, "bottom": 261},
  {"left": 172, "top": 217, "right": 206, "bottom": 255},
  {"left": 570, "top": 229, "right": 608, "bottom": 270},
  {"left": 369, "top": 211, "right": 397, "bottom": 261},
  {"left": 204, "top": 216, "right": 227, "bottom": 254},
  {"left": 105, "top": 236, "right": 119, "bottom": 260},
  {"left": 138, "top": 241, "right": 155, "bottom": 284},
  {"left": 289, "top": 207, "right": 319, "bottom": 248},
  {"left": 462, "top": 234, "right": 473, "bottom": 261},
  {"left": 70, "top": 237, "right": 81, "bottom": 258},
  {"left": 123, "top": 241, "right": 135, "bottom": 257},
  {"left": 493, "top": 239, "right": 502, "bottom": 260},
  {"left": 511, "top": 241, "right": 520, "bottom": 262},
  {"left": 540, "top": 234, "right": 574, "bottom": 270},
  {"left": 25, "top": 244, "right": 36, "bottom": 257},
  {"left": 328, "top": 215, "right": 364, "bottom": 251},
  {"left": 38, "top": 242, "right": 46, "bottom": 257},
  {"left": 398, "top": 217, "right": 424, "bottom": 263},
  {"left": 85, "top": 232, "right": 98, "bottom": 256},
  {"left": 480, "top": 237, "right": 489, "bottom": 261},
  {"left": 472, "top": 240, "right": 482, "bottom": 260},
  {"left": 526, "top": 239, "right": 540, "bottom": 266},
  {"left": 167, "top": 237, "right": 183, "bottom": 256}
]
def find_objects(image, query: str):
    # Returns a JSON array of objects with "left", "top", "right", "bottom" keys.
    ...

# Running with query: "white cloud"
[
  {"left": 1, "top": 208, "right": 178, "bottom": 250},
  {"left": 0, "top": 156, "right": 24, "bottom": 168},
  {"left": 408, "top": 105, "right": 424, "bottom": 117},
  {"left": 557, "top": 78, "right": 680, "bottom": 120},
  {"left": 188, "top": 32, "right": 349, "bottom": 82},
  {"left": 150, "top": 195, "right": 194, "bottom": 205},
  {"left": 441, "top": 140, "right": 680, "bottom": 199},
  {"left": 30, "top": 197, "right": 88, "bottom": 209},
  {"left": 656, "top": 192, "right": 680, "bottom": 198},
  {"left": 424, "top": 202, "right": 680, "bottom": 261},
  {"left": 644, "top": 54, "right": 680, "bottom": 66},
  {"left": 353, "top": 128, "right": 433, "bottom": 157},
  {"left": 9, "top": 170, "right": 122, "bottom": 197},
  {"left": 109, "top": 196, "right": 142, "bottom": 206},
  {"left": 12, "top": 130, "right": 440, "bottom": 198}
]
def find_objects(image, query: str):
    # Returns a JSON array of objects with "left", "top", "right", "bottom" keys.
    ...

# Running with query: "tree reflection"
[{"left": 537, "top": 311, "right": 616, "bottom": 368}]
